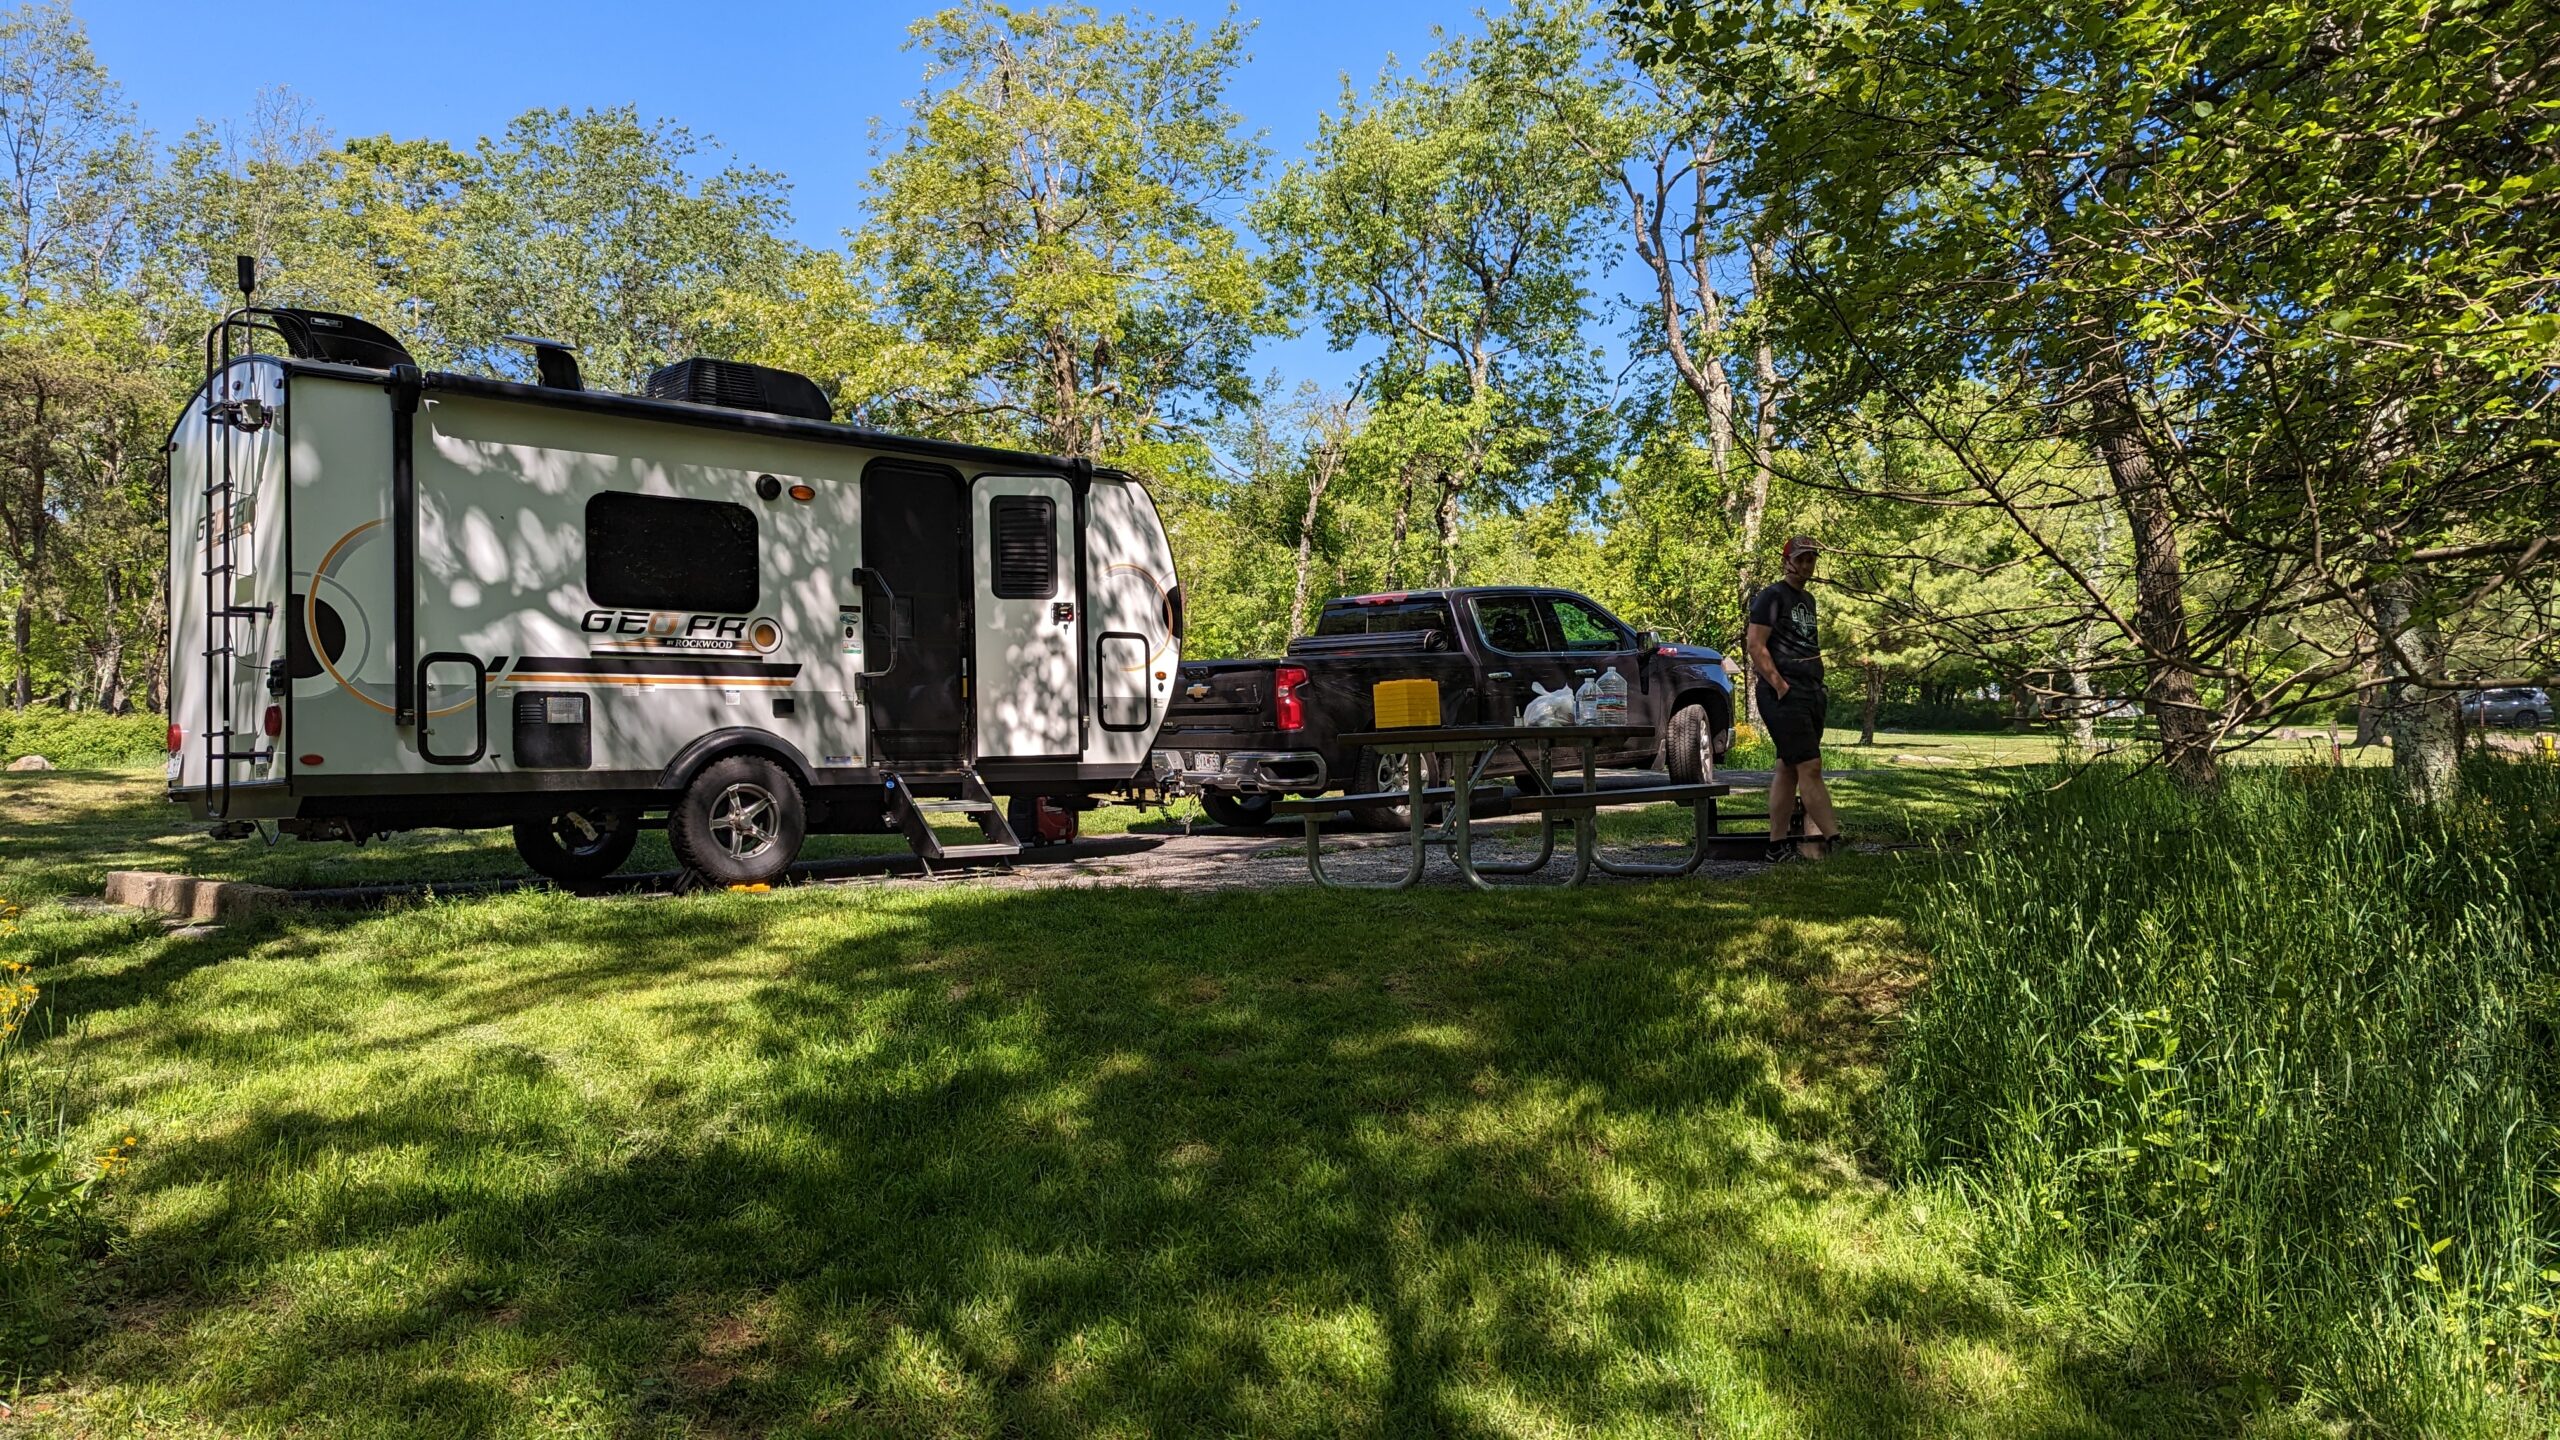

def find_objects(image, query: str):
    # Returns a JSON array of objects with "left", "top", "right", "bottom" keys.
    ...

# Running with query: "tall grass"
[{"left": 1888, "top": 761, "right": 2560, "bottom": 1434}]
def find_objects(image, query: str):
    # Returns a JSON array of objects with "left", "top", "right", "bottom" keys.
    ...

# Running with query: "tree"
[
  {"left": 1257, "top": 4, "right": 1612, "bottom": 585},
  {"left": 1621, "top": 0, "right": 2560, "bottom": 795},
  {"left": 846, "top": 2, "right": 1276, "bottom": 461},
  {"left": 0, "top": 2, "right": 142, "bottom": 708}
]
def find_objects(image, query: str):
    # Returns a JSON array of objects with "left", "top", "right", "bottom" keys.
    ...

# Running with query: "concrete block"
[{"left": 101, "top": 871, "right": 289, "bottom": 923}]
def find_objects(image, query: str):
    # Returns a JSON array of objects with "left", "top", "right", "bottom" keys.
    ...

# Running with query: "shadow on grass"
[{"left": 31, "top": 863, "right": 2242, "bottom": 1437}]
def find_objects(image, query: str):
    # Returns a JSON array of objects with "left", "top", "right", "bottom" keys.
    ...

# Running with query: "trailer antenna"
[{"left": 235, "top": 254, "right": 257, "bottom": 302}]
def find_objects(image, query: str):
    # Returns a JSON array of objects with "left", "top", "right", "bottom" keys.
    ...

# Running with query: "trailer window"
[
  {"left": 990, "top": 496, "right": 1057, "bottom": 598},
  {"left": 585, "top": 492, "right": 759, "bottom": 613}
]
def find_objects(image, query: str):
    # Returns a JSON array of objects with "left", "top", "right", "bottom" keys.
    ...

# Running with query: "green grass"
[
  {"left": 1890, "top": 760, "right": 2560, "bottom": 1437},
  {"left": 0, "top": 743, "right": 2306, "bottom": 1436}
]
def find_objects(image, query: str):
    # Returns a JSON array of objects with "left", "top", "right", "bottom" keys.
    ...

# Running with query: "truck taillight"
[
  {"left": 1274, "top": 665, "right": 1309, "bottom": 732},
  {"left": 263, "top": 705, "right": 283, "bottom": 738},
  {"left": 166, "top": 722, "right": 184, "bottom": 753}
]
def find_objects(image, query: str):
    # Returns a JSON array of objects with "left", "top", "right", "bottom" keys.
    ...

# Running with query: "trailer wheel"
[
  {"left": 668, "top": 754, "right": 806, "bottom": 886},
  {"left": 514, "top": 808, "right": 641, "bottom": 883},
  {"left": 1663, "top": 702, "right": 1712, "bottom": 785},
  {"left": 1197, "top": 788, "right": 1275, "bottom": 829},
  {"left": 1346, "top": 748, "right": 1448, "bottom": 831}
]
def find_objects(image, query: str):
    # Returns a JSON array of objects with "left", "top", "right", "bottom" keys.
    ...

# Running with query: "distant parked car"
[{"left": 2463, "top": 687, "right": 2550, "bottom": 728}]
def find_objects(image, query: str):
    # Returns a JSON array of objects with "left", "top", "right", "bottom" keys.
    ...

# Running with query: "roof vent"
[{"left": 642, "top": 357, "right": 831, "bottom": 422}]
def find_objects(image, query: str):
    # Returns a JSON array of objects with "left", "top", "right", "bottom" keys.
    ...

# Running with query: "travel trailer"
[{"left": 168, "top": 290, "right": 1183, "bottom": 885}]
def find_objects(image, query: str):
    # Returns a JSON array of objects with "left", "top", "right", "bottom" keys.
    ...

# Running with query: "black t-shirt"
[{"left": 1747, "top": 580, "right": 1823, "bottom": 684}]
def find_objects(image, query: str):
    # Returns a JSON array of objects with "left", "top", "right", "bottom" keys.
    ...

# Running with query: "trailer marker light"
[
  {"left": 1274, "top": 664, "right": 1310, "bottom": 732},
  {"left": 167, "top": 722, "right": 184, "bottom": 753},
  {"left": 263, "top": 704, "right": 283, "bottom": 738},
  {"left": 788, "top": 483, "right": 815, "bottom": 502},
  {"left": 299, "top": 754, "right": 324, "bottom": 767}
]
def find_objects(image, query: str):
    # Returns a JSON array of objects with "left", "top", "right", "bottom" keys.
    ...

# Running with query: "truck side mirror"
[{"left": 1635, "top": 630, "right": 1661, "bottom": 650}]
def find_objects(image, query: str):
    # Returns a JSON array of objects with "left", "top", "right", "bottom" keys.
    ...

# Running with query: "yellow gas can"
[{"left": 1372, "top": 677, "right": 1442, "bottom": 729}]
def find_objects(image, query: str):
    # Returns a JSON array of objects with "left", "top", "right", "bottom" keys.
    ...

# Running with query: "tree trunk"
[
  {"left": 1386, "top": 464, "right": 1416, "bottom": 588},
  {"left": 145, "top": 560, "right": 168, "bottom": 714},
  {"left": 1434, "top": 473, "right": 1461, "bottom": 588},
  {"left": 2353, "top": 637, "right": 2385, "bottom": 747},
  {"left": 1860, "top": 662, "right": 1881, "bottom": 745},
  {"left": 2374, "top": 574, "right": 2459, "bottom": 807},
  {"left": 95, "top": 563, "right": 127, "bottom": 713},
  {"left": 2088, "top": 375, "right": 2212, "bottom": 784},
  {"left": 1736, "top": 233, "right": 1786, "bottom": 728},
  {"left": 2065, "top": 652, "right": 2096, "bottom": 750}
]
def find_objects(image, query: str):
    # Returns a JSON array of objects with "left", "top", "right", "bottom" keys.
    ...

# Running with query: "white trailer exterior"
[{"left": 168, "top": 312, "right": 1182, "bottom": 883}]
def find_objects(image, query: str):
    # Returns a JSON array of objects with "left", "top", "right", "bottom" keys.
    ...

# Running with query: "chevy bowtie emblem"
[{"left": 1184, "top": 682, "right": 1210, "bottom": 700}]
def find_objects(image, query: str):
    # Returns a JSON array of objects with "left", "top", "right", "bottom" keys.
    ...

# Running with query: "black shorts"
[{"left": 1756, "top": 680, "right": 1826, "bottom": 766}]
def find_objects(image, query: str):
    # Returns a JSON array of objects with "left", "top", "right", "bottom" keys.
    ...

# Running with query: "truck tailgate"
[{"left": 1159, "top": 662, "right": 1276, "bottom": 743}]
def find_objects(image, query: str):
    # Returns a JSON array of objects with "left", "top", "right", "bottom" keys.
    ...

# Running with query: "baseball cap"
[{"left": 1781, "top": 535, "right": 1821, "bottom": 560}]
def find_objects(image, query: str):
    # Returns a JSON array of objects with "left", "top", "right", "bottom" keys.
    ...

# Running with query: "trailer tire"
[
  {"left": 668, "top": 754, "right": 805, "bottom": 886},
  {"left": 1346, "top": 748, "right": 1448, "bottom": 831},
  {"left": 513, "top": 808, "right": 641, "bottom": 883},
  {"left": 1664, "top": 702, "right": 1712, "bottom": 785},
  {"left": 1198, "top": 788, "right": 1275, "bottom": 829}
]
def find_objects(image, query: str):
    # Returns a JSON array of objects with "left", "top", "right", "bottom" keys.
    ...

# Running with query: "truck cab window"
[
  {"left": 586, "top": 491, "right": 759, "bottom": 613},
  {"left": 1545, "top": 595, "right": 1630, "bottom": 652},
  {"left": 1472, "top": 594, "right": 1551, "bottom": 654}
]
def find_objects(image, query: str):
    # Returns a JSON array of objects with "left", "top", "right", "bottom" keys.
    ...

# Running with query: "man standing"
[{"left": 1746, "top": 536, "right": 1839, "bottom": 859}]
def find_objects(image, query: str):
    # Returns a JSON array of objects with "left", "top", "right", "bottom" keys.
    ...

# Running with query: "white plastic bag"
[{"left": 1524, "top": 681, "right": 1577, "bottom": 727}]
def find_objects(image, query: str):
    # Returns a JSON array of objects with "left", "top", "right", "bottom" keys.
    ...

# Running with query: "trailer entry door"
[
  {"left": 859, "top": 461, "right": 970, "bottom": 767},
  {"left": 971, "top": 475, "right": 1080, "bottom": 758}
]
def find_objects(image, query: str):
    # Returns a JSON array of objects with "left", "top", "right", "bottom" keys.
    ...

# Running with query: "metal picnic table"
[{"left": 1276, "top": 723, "right": 1728, "bottom": 890}]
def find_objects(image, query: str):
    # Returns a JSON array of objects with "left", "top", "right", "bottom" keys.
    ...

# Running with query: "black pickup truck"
[{"left": 1151, "top": 586, "right": 1737, "bottom": 826}]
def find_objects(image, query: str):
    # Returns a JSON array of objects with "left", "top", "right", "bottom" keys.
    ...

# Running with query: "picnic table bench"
[{"left": 1276, "top": 724, "right": 1731, "bottom": 890}]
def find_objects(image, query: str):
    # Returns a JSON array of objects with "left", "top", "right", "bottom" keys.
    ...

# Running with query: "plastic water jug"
[
  {"left": 1596, "top": 667, "right": 1629, "bottom": 725},
  {"left": 1575, "top": 676, "right": 1600, "bottom": 725}
]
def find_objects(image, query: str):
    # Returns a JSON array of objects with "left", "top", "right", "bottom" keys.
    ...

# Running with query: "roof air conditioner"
[{"left": 642, "top": 357, "right": 831, "bottom": 423}]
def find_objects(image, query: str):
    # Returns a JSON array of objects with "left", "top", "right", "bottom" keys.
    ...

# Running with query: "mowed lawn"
[{"left": 1, "top": 741, "right": 2261, "bottom": 1437}]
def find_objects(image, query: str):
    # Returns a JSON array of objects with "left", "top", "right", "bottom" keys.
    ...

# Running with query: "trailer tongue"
[{"left": 167, "top": 280, "right": 1184, "bottom": 885}]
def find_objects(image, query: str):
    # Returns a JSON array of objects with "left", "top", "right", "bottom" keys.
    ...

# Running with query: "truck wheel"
[
  {"left": 513, "top": 807, "right": 640, "bottom": 883},
  {"left": 668, "top": 754, "right": 805, "bottom": 886},
  {"left": 1663, "top": 703, "right": 1712, "bottom": 785},
  {"left": 1347, "top": 748, "right": 1448, "bottom": 831},
  {"left": 1198, "top": 788, "right": 1276, "bottom": 829}
]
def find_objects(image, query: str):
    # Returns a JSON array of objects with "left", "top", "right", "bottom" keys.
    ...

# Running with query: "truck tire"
[
  {"left": 667, "top": 754, "right": 805, "bottom": 886},
  {"left": 1198, "top": 788, "right": 1276, "bottom": 829},
  {"left": 1346, "top": 747, "right": 1448, "bottom": 831},
  {"left": 513, "top": 808, "right": 640, "bottom": 883},
  {"left": 1664, "top": 702, "right": 1712, "bottom": 785}
]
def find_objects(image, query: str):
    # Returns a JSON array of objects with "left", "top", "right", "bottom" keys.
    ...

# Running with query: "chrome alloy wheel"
[{"left": 708, "top": 782, "right": 781, "bottom": 860}]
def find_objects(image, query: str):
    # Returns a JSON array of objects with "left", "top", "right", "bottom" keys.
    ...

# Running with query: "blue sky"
[{"left": 86, "top": 0, "right": 1503, "bottom": 390}]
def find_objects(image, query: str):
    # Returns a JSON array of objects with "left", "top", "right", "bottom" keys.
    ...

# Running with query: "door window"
[
  {"left": 1472, "top": 595, "right": 1551, "bottom": 654},
  {"left": 1545, "top": 595, "right": 1630, "bottom": 653}
]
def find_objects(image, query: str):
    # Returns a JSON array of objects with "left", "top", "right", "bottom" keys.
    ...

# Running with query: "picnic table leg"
[
  {"left": 1469, "top": 739, "right": 1558, "bottom": 876},
  {"left": 1588, "top": 794, "right": 1712, "bottom": 877},
  {"left": 1301, "top": 772, "right": 1430, "bottom": 890}
]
